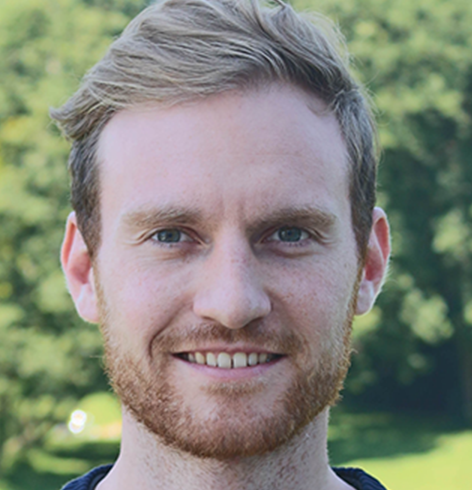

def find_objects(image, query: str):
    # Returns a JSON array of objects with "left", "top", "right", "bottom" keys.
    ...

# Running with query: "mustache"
[{"left": 151, "top": 322, "right": 305, "bottom": 355}]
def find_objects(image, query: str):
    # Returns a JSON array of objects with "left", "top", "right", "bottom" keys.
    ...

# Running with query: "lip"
[{"left": 171, "top": 343, "right": 284, "bottom": 356}]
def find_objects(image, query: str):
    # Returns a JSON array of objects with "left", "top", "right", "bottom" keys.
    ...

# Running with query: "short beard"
[{"left": 97, "top": 281, "right": 356, "bottom": 460}]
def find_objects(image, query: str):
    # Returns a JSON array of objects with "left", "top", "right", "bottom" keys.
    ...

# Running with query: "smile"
[{"left": 176, "top": 352, "right": 282, "bottom": 369}]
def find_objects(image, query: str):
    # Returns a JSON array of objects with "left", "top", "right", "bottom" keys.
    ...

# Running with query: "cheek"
[
  {"left": 270, "top": 259, "right": 357, "bottom": 345},
  {"left": 98, "top": 262, "right": 192, "bottom": 349}
]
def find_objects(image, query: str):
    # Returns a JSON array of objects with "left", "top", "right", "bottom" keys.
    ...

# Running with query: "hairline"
[{"left": 88, "top": 81, "right": 365, "bottom": 264}]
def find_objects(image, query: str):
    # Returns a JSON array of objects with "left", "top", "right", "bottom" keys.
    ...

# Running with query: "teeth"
[
  {"left": 186, "top": 351, "right": 277, "bottom": 368},
  {"left": 206, "top": 352, "right": 217, "bottom": 367},
  {"left": 217, "top": 352, "right": 232, "bottom": 369},
  {"left": 233, "top": 352, "right": 247, "bottom": 368},
  {"left": 248, "top": 352, "right": 258, "bottom": 366},
  {"left": 195, "top": 352, "right": 205, "bottom": 365}
]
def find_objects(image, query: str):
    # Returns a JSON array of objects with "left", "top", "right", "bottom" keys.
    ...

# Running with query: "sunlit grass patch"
[
  {"left": 343, "top": 431, "right": 472, "bottom": 490},
  {"left": 329, "top": 409, "right": 472, "bottom": 490}
]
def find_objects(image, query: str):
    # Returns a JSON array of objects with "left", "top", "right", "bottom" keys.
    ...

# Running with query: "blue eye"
[
  {"left": 277, "top": 226, "right": 306, "bottom": 242},
  {"left": 155, "top": 229, "right": 182, "bottom": 243}
]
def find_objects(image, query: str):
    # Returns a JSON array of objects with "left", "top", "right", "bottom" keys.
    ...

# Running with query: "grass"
[
  {"left": 1, "top": 402, "right": 471, "bottom": 490},
  {"left": 0, "top": 440, "right": 119, "bottom": 490},
  {"left": 342, "top": 431, "right": 472, "bottom": 489},
  {"left": 328, "top": 409, "right": 472, "bottom": 489}
]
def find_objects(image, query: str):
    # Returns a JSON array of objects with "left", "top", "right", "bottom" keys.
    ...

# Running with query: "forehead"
[{"left": 97, "top": 84, "right": 350, "bottom": 230}]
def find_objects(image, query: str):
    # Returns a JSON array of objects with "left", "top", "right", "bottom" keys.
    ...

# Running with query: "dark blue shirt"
[{"left": 61, "top": 464, "right": 388, "bottom": 489}]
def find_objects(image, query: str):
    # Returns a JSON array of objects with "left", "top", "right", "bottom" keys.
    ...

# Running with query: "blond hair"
[{"left": 51, "top": 0, "right": 377, "bottom": 259}]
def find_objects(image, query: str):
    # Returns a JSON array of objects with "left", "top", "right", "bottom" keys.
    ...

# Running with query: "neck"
[{"left": 97, "top": 408, "right": 353, "bottom": 490}]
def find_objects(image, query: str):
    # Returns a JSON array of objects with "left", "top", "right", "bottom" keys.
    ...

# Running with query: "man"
[{"left": 53, "top": 0, "right": 391, "bottom": 489}]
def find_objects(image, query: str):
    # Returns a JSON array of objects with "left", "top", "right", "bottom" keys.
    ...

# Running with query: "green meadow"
[
  {"left": 329, "top": 410, "right": 472, "bottom": 490},
  {"left": 0, "top": 395, "right": 470, "bottom": 490},
  {"left": 346, "top": 431, "right": 472, "bottom": 490},
  {"left": 2, "top": 0, "right": 472, "bottom": 488}
]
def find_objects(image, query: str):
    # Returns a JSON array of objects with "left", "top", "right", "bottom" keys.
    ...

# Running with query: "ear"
[
  {"left": 61, "top": 212, "right": 99, "bottom": 323},
  {"left": 355, "top": 207, "right": 391, "bottom": 316}
]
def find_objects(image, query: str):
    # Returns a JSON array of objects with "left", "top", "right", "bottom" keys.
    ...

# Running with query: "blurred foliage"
[
  {"left": 295, "top": 0, "right": 472, "bottom": 421},
  {"left": 1, "top": 0, "right": 472, "bottom": 469},
  {"left": 0, "top": 0, "right": 148, "bottom": 466}
]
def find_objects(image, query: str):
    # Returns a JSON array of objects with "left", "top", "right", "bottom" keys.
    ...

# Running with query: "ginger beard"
[{"left": 96, "top": 276, "right": 359, "bottom": 460}]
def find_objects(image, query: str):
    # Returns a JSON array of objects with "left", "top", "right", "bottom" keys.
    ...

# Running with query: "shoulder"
[
  {"left": 61, "top": 464, "right": 113, "bottom": 490},
  {"left": 333, "top": 466, "right": 388, "bottom": 490}
]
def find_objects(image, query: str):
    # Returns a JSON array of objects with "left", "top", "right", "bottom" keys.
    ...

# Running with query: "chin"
[{"left": 108, "top": 347, "right": 348, "bottom": 460}]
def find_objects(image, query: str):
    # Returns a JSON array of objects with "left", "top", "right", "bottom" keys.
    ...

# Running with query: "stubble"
[{"left": 96, "top": 277, "right": 357, "bottom": 460}]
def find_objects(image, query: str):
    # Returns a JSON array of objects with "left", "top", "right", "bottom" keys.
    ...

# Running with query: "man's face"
[{"left": 91, "top": 85, "right": 361, "bottom": 458}]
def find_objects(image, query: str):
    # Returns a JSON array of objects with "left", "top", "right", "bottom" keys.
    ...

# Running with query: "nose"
[{"left": 193, "top": 239, "right": 271, "bottom": 329}]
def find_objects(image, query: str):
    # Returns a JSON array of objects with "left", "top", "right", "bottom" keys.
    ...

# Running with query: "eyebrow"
[
  {"left": 120, "top": 204, "right": 337, "bottom": 236},
  {"left": 121, "top": 205, "right": 204, "bottom": 233}
]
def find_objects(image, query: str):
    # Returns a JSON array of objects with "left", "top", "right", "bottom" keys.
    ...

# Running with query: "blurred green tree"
[
  {"left": 2, "top": 0, "right": 472, "bottom": 470},
  {"left": 295, "top": 0, "right": 472, "bottom": 422},
  {"left": 0, "top": 0, "right": 147, "bottom": 466}
]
